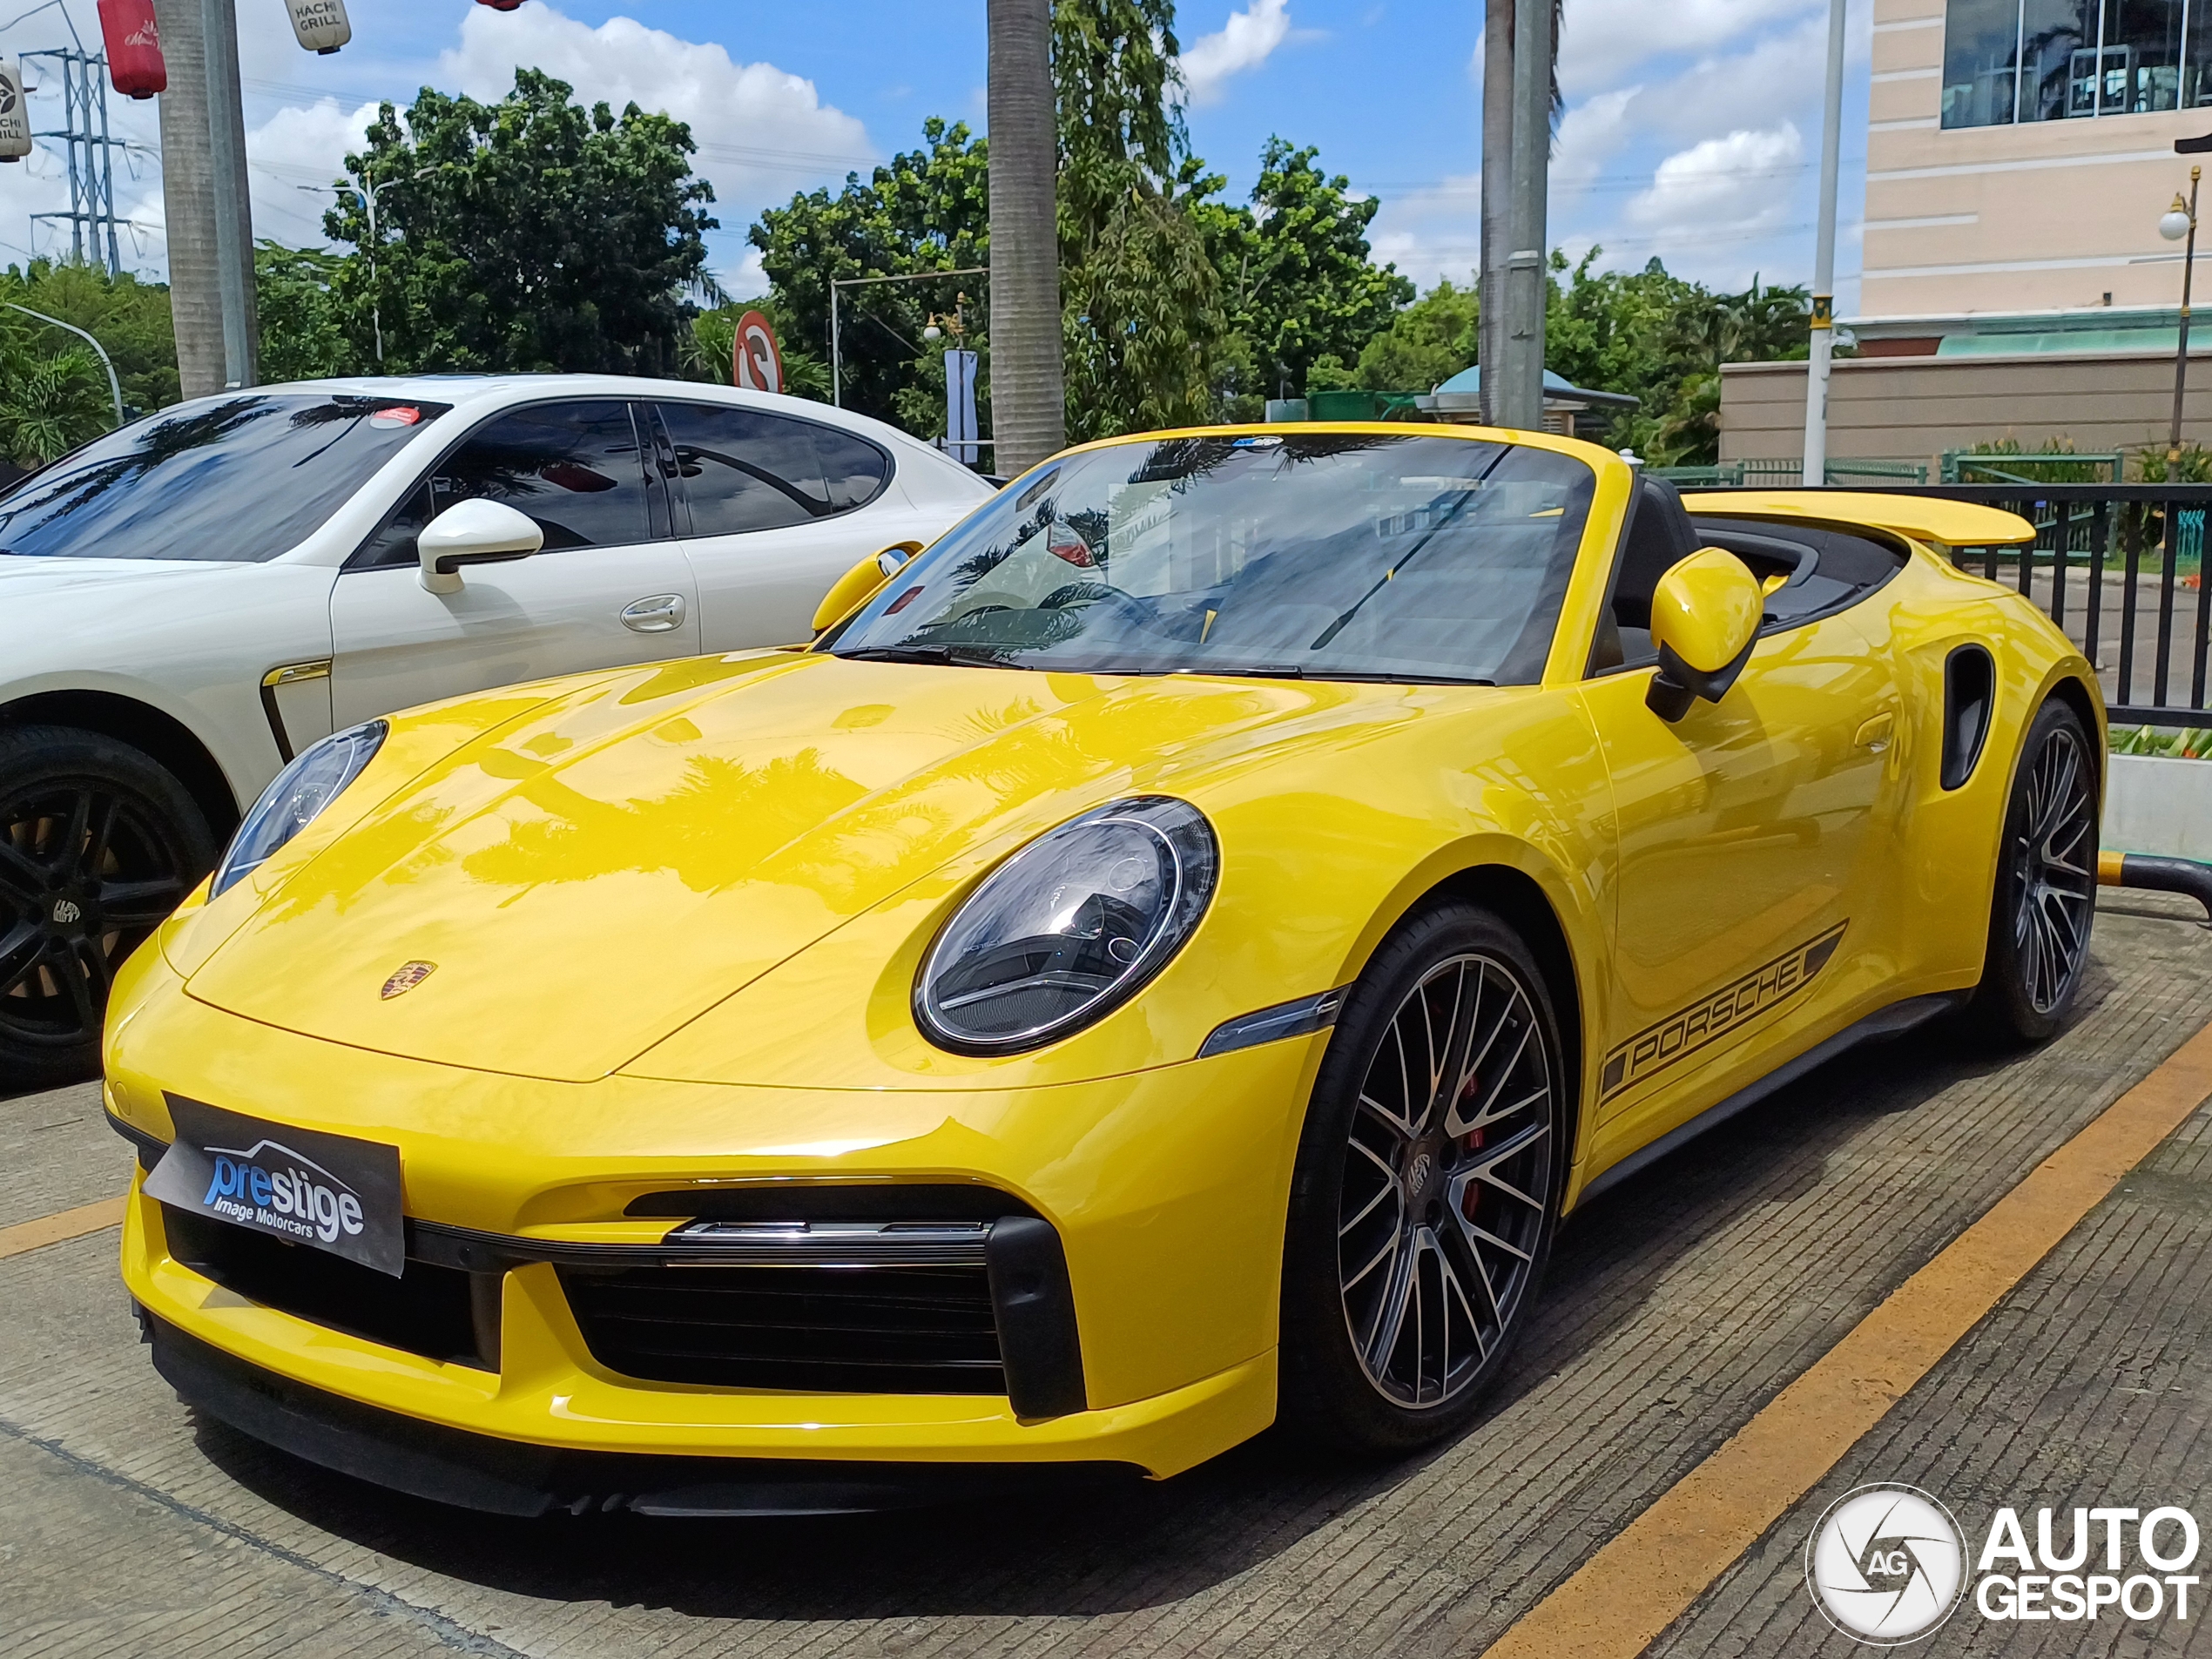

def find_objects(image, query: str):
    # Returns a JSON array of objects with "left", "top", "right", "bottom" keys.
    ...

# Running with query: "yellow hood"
[{"left": 184, "top": 651, "right": 1393, "bottom": 1082}]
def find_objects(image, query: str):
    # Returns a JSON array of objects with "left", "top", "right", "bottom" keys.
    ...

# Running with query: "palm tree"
[{"left": 988, "top": 0, "right": 1067, "bottom": 476}]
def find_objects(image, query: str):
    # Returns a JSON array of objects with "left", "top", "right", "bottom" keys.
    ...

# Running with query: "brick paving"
[{"left": 3, "top": 894, "right": 2208, "bottom": 1657}]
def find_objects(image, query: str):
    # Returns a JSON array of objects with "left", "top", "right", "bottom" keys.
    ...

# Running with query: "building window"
[{"left": 1945, "top": 0, "right": 2192, "bottom": 126}]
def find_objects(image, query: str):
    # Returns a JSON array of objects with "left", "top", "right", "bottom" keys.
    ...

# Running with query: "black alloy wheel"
[
  {"left": 0, "top": 725, "right": 216, "bottom": 1092},
  {"left": 1279, "top": 901, "right": 1565, "bottom": 1451},
  {"left": 1970, "top": 698, "right": 2098, "bottom": 1045}
]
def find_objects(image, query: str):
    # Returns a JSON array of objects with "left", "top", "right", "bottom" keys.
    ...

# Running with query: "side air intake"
[{"left": 1941, "top": 644, "right": 1995, "bottom": 791}]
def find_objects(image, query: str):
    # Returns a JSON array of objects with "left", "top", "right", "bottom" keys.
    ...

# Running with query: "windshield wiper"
[{"left": 836, "top": 644, "right": 1028, "bottom": 669}]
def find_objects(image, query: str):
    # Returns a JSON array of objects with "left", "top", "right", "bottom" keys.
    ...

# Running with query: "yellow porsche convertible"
[{"left": 104, "top": 425, "right": 2099, "bottom": 1514}]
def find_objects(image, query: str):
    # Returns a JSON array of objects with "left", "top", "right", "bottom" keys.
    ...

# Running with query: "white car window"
[{"left": 658, "top": 401, "right": 891, "bottom": 536}]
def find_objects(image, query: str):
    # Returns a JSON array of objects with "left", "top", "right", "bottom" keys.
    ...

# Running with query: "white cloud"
[
  {"left": 1557, "top": 0, "right": 1822, "bottom": 97},
  {"left": 1184, "top": 0, "right": 1295, "bottom": 105},
  {"left": 435, "top": 7, "right": 873, "bottom": 226},
  {"left": 1626, "top": 122, "right": 1805, "bottom": 236}
]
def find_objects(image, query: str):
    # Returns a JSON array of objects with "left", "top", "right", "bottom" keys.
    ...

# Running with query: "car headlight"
[
  {"left": 210, "top": 721, "right": 388, "bottom": 897},
  {"left": 916, "top": 796, "right": 1218, "bottom": 1055}
]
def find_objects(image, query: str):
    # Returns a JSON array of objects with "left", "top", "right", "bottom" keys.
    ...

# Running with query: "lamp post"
[
  {"left": 303, "top": 165, "right": 437, "bottom": 368},
  {"left": 2161, "top": 165, "right": 2202, "bottom": 466}
]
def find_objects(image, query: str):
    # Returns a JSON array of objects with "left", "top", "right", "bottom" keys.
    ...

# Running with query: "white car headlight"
[
  {"left": 916, "top": 796, "right": 1218, "bottom": 1055},
  {"left": 210, "top": 721, "right": 388, "bottom": 897}
]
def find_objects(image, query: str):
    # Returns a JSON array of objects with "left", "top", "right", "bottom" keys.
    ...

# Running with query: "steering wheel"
[{"left": 1041, "top": 582, "right": 1156, "bottom": 628}]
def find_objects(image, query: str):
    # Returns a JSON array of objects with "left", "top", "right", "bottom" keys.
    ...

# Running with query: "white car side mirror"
[{"left": 418, "top": 499, "right": 543, "bottom": 595}]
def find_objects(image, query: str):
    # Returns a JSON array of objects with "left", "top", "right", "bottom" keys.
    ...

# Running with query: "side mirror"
[
  {"left": 418, "top": 499, "right": 543, "bottom": 595},
  {"left": 811, "top": 541, "right": 923, "bottom": 636},
  {"left": 1646, "top": 548, "right": 1763, "bottom": 722}
]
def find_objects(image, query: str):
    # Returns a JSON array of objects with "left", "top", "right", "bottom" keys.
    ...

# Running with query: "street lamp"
[
  {"left": 2159, "top": 165, "right": 2202, "bottom": 466},
  {"left": 300, "top": 164, "right": 438, "bottom": 369}
]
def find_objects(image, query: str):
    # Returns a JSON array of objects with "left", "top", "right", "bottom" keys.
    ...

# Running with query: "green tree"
[
  {"left": 684, "top": 298, "right": 833, "bottom": 401},
  {"left": 1054, "top": 0, "right": 1232, "bottom": 441},
  {"left": 0, "top": 315, "right": 111, "bottom": 465},
  {"left": 253, "top": 242, "right": 359, "bottom": 382},
  {"left": 749, "top": 117, "right": 989, "bottom": 429},
  {"left": 1203, "top": 138, "right": 1412, "bottom": 401},
  {"left": 325, "top": 69, "right": 719, "bottom": 374},
  {"left": 1350, "top": 276, "right": 1480, "bottom": 393},
  {"left": 0, "top": 258, "right": 179, "bottom": 414}
]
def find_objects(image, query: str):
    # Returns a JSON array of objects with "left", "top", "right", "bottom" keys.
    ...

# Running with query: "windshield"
[
  {"left": 828, "top": 432, "right": 1596, "bottom": 685},
  {"left": 0, "top": 393, "right": 451, "bottom": 563}
]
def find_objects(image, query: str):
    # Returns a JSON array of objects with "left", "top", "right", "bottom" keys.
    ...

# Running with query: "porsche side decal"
[{"left": 1600, "top": 922, "right": 1846, "bottom": 1102}]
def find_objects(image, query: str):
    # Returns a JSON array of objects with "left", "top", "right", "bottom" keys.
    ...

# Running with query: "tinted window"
[
  {"left": 658, "top": 402, "right": 890, "bottom": 535},
  {"left": 832, "top": 434, "right": 1595, "bottom": 686},
  {"left": 352, "top": 401, "right": 650, "bottom": 570},
  {"left": 0, "top": 395, "right": 450, "bottom": 563},
  {"left": 814, "top": 425, "right": 891, "bottom": 510}
]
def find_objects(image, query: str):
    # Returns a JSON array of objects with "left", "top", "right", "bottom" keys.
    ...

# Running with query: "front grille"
[
  {"left": 559, "top": 1254, "right": 1004, "bottom": 1393},
  {"left": 161, "top": 1204, "right": 487, "bottom": 1369}
]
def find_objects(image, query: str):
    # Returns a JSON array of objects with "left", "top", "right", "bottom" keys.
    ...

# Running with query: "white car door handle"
[{"left": 621, "top": 593, "right": 686, "bottom": 633}]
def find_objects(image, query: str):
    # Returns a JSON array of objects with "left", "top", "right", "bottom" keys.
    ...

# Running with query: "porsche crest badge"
[{"left": 380, "top": 961, "right": 436, "bottom": 1000}]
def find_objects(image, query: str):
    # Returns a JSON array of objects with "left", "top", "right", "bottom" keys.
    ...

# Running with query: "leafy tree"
[
  {"left": 253, "top": 243, "right": 359, "bottom": 382},
  {"left": 325, "top": 69, "right": 719, "bottom": 375},
  {"left": 1202, "top": 139, "right": 1412, "bottom": 401},
  {"left": 749, "top": 118, "right": 989, "bottom": 428},
  {"left": 0, "top": 258, "right": 179, "bottom": 414},
  {"left": 0, "top": 318, "right": 110, "bottom": 465},
  {"left": 1350, "top": 278, "right": 1479, "bottom": 393}
]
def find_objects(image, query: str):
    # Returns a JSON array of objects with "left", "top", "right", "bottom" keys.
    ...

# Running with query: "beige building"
[
  {"left": 1863, "top": 0, "right": 2210, "bottom": 343},
  {"left": 1721, "top": 0, "right": 2212, "bottom": 463}
]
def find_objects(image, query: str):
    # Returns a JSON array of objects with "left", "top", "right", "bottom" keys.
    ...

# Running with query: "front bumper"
[{"left": 108, "top": 947, "right": 1311, "bottom": 1492}]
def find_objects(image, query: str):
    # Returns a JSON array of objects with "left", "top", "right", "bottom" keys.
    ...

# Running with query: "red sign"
[
  {"left": 732, "top": 310, "right": 785, "bottom": 395},
  {"left": 97, "top": 0, "right": 165, "bottom": 99}
]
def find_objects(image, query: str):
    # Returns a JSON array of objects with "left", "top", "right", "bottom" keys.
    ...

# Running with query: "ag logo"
[
  {"left": 1806, "top": 1484, "right": 1966, "bottom": 1644},
  {"left": 379, "top": 960, "right": 435, "bottom": 1000}
]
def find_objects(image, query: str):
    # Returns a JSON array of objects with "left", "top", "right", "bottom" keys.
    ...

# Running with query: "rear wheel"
[
  {"left": 0, "top": 725, "right": 216, "bottom": 1093},
  {"left": 1968, "top": 698, "right": 2098, "bottom": 1045},
  {"left": 1278, "top": 902, "right": 1564, "bottom": 1452}
]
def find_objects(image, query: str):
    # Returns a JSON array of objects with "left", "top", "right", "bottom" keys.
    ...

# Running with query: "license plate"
[{"left": 144, "top": 1095, "right": 405, "bottom": 1277}]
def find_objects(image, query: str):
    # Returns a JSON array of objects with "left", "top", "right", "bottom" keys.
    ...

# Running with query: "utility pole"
[
  {"left": 1494, "top": 0, "right": 1552, "bottom": 432},
  {"left": 1478, "top": 0, "right": 1513, "bottom": 425},
  {"left": 1802, "top": 0, "right": 1847, "bottom": 487},
  {"left": 152, "top": 0, "right": 254, "bottom": 397},
  {"left": 24, "top": 48, "right": 125, "bottom": 273}
]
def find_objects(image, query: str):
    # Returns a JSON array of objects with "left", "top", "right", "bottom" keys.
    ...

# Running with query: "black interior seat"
[{"left": 1591, "top": 475, "right": 1698, "bottom": 671}]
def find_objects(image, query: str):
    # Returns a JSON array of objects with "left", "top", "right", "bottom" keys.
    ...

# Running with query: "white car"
[{"left": 0, "top": 374, "right": 996, "bottom": 1089}]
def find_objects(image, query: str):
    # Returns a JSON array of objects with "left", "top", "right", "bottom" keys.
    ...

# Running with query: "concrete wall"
[
  {"left": 1865, "top": 0, "right": 2210, "bottom": 322},
  {"left": 1718, "top": 348, "right": 2212, "bottom": 467}
]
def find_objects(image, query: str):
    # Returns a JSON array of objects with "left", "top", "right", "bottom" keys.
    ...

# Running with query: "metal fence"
[
  {"left": 1654, "top": 458, "right": 1929, "bottom": 488},
  {"left": 1779, "top": 483, "right": 2212, "bottom": 729}
]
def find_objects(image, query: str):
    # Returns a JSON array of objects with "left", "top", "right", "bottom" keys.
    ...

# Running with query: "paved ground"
[{"left": 4, "top": 893, "right": 2211, "bottom": 1657}]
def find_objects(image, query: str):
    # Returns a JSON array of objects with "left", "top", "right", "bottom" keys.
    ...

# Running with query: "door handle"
[
  {"left": 621, "top": 593, "right": 686, "bottom": 633},
  {"left": 1853, "top": 711, "right": 1895, "bottom": 752}
]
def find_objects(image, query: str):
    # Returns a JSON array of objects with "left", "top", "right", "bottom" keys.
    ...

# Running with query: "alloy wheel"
[
  {"left": 0, "top": 779, "right": 189, "bottom": 1053},
  {"left": 1336, "top": 951, "right": 1556, "bottom": 1409},
  {"left": 2011, "top": 725, "right": 2095, "bottom": 1015}
]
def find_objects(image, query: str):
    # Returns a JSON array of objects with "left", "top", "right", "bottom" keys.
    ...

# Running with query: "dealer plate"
[{"left": 144, "top": 1094, "right": 404, "bottom": 1277}]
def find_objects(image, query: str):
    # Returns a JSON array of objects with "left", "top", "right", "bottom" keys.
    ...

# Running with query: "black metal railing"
[{"left": 1747, "top": 483, "right": 2212, "bottom": 730}]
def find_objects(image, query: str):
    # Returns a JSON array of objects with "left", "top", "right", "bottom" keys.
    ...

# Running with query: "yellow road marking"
[
  {"left": 0, "top": 1197, "right": 128, "bottom": 1261},
  {"left": 1483, "top": 1015, "right": 2212, "bottom": 1659}
]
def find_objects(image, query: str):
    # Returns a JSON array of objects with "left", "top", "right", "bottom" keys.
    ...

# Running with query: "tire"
[
  {"left": 0, "top": 725, "right": 218, "bottom": 1093},
  {"left": 1278, "top": 900, "right": 1566, "bottom": 1453},
  {"left": 1966, "top": 697, "right": 2098, "bottom": 1047}
]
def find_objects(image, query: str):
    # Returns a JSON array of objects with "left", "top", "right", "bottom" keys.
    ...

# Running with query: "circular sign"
[
  {"left": 1804, "top": 1484, "right": 1966, "bottom": 1645},
  {"left": 733, "top": 309, "right": 784, "bottom": 395}
]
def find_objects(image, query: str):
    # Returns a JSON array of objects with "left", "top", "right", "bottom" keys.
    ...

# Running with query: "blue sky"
[{"left": 0, "top": 0, "right": 1875, "bottom": 314}]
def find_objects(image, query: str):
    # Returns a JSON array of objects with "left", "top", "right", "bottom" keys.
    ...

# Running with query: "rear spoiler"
[{"left": 1680, "top": 489, "right": 2037, "bottom": 550}]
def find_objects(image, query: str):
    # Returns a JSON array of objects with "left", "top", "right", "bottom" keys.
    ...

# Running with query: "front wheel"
[
  {"left": 1967, "top": 698, "right": 2098, "bottom": 1046},
  {"left": 0, "top": 725, "right": 217, "bottom": 1093},
  {"left": 1278, "top": 902, "right": 1565, "bottom": 1452}
]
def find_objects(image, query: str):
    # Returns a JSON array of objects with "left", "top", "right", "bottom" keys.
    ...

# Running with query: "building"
[{"left": 1720, "top": 0, "right": 2212, "bottom": 469}]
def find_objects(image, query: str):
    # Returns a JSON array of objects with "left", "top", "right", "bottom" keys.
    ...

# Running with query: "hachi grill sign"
[
  {"left": 0, "top": 59, "right": 31, "bottom": 163},
  {"left": 285, "top": 0, "right": 351, "bottom": 54},
  {"left": 144, "top": 1094, "right": 404, "bottom": 1276}
]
